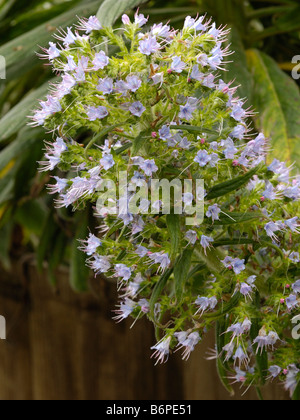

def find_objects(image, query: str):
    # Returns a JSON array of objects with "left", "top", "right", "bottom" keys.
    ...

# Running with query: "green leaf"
[
  {"left": 14, "top": 199, "right": 47, "bottom": 236},
  {"left": 292, "top": 381, "right": 300, "bottom": 401},
  {"left": 0, "top": 126, "right": 45, "bottom": 170},
  {"left": 206, "top": 164, "right": 261, "bottom": 200},
  {"left": 0, "top": 0, "right": 103, "bottom": 80},
  {"left": 224, "top": 26, "right": 253, "bottom": 102},
  {"left": 149, "top": 267, "right": 173, "bottom": 319},
  {"left": 70, "top": 212, "right": 90, "bottom": 292},
  {"left": 169, "top": 125, "right": 217, "bottom": 136},
  {"left": 166, "top": 214, "right": 181, "bottom": 262},
  {"left": 131, "top": 130, "right": 151, "bottom": 155},
  {"left": 48, "top": 231, "right": 67, "bottom": 287},
  {"left": 250, "top": 292, "right": 269, "bottom": 386},
  {"left": 97, "top": 0, "right": 148, "bottom": 26},
  {"left": 205, "top": 211, "right": 263, "bottom": 226},
  {"left": 246, "top": 49, "right": 300, "bottom": 168},
  {"left": 36, "top": 210, "right": 60, "bottom": 272},
  {"left": 174, "top": 249, "right": 194, "bottom": 303},
  {"left": 0, "top": 83, "right": 50, "bottom": 142},
  {"left": 216, "top": 320, "right": 235, "bottom": 396}
]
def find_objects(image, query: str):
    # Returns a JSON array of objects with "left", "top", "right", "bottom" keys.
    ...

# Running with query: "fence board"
[{"left": 0, "top": 261, "right": 289, "bottom": 400}]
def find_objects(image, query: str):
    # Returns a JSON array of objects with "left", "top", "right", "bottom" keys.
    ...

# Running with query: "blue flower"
[
  {"left": 92, "top": 51, "right": 109, "bottom": 70},
  {"left": 100, "top": 154, "right": 115, "bottom": 170},
  {"left": 206, "top": 204, "right": 221, "bottom": 221},
  {"left": 126, "top": 75, "right": 142, "bottom": 92},
  {"left": 97, "top": 77, "right": 114, "bottom": 94},
  {"left": 129, "top": 101, "right": 146, "bottom": 117},
  {"left": 179, "top": 97, "right": 198, "bottom": 121},
  {"left": 87, "top": 106, "right": 109, "bottom": 121},
  {"left": 139, "top": 159, "right": 158, "bottom": 176},
  {"left": 200, "top": 235, "right": 214, "bottom": 254},
  {"left": 191, "top": 65, "right": 204, "bottom": 82},
  {"left": 194, "top": 150, "right": 211, "bottom": 167},
  {"left": 170, "top": 56, "right": 186, "bottom": 73},
  {"left": 159, "top": 125, "right": 172, "bottom": 141},
  {"left": 139, "top": 37, "right": 160, "bottom": 55}
]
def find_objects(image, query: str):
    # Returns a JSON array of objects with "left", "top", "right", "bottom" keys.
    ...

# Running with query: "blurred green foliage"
[{"left": 0, "top": 0, "right": 299, "bottom": 290}]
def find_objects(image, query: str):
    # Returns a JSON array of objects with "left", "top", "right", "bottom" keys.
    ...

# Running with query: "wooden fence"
[{"left": 0, "top": 260, "right": 289, "bottom": 400}]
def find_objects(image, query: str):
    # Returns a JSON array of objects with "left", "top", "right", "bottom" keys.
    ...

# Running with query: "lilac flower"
[
  {"left": 158, "top": 125, "right": 171, "bottom": 141},
  {"left": 80, "top": 234, "right": 102, "bottom": 256},
  {"left": 231, "top": 102, "right": 246, "bottom": 121},
  {"left": 139, "top": 37, "right": 160, "bottom": 55},
  {"left": 183, "top": 193, "right": 194, "bottom": 206},
  {"left": 179, "top": 137, "right": 191, "bottom": 150},
  {"left": 151, "top": 336, "right": 172, "bottom": 365},
  {"left": 185, "top": 230, "right": 198, "bottom": 245},
  {"left": 100, "top": 154, "right": 115, "bottom": 170},
  {"left": 223, "top": 138, "right": 238, "bottom": 159},
  {"left": 200, "top": 235, "right": 214, "bottom": 255},
  {"left": 126, "top": 75, "right": 142, "bottom": 92},
  {"left": 89, "top": 255, "right": 111, "bottom": 274},
  {"left": 40, "top": 137, "right": 67, "bottom": 171},
  {"left": 179, "top": 97, "right": 198, "bottom": 120},
  {"left": 131, "top": 171, "right": 146, "bottom": 187},
  {"left": 48, "top": 177, "right": 68, "bottom": 195},
  {"left": 268, "top": 366, "right": 282, "bottom": 380},
  {"left": 263, "top": 182, "right": 280, "bottom": 200},
  {"left": 195, "top": 296, "right": 217, "bottom": 315},
  {"left": 286, "top": 294, "right": 299, "bottom": 311},
  {"left": 202, "top": 74, "right": 215, "bottom": 88},
  {"left": 285, "top": 365, "right": 300, "bottom": 397},
  {"left": 113, "top": 298, "right": 136, "bottom": 322},
  {"left": 175, "top": 332, "right": 201, "bottom": 361},
  {"left": 74, "top": 56, "right": 89, "bottom": 82},
  {"left": 232, "top": 258, "right": 246, "bottom": 275},
  {"left": 77, "top": 16, "right": 102, "bottom": 34},
  {"left": 226, "top": 323, "right": 244, "bottom": 339},
  {"left": 152, "top": 72, "right": 164, "bottom": 85},
  {"left": 194, "top": 150, "right": 211, "bottom": 167},
  {"left": 285, "top": 217, "right": 299, "bottom": 233},
  {"left": 135, "top": 12, "right": 148, "bottom": 27},
  {"left": 135, "top": 246, "right": 148, "bottom": 258},
  {"left": 139, "top": 298, "right": 150, "bottom": 313},
  {"left": 148, "top": 252, "right": 171, "bottom": 272},
  {"left": 115, "top": 264, "right": 132, "bottom": 282},
  {"left": 264, "top": 221, "right": 281, "bottom": 240},
  {"left": 233, "top": 346, "right": 249, "bottom": 367},
  {"left": 129, "top": 101, "right": 146, "bottom": 117},
  {"left": 197, "top": 53, "right": 209, "bottom": 67},
  {"left": 206, "top": 204, "right": 221, "bottom": 222},
  {"left": 240, "top": 283, "right": 254, "bottom": 300},
  {"left": 230, "top": 125, "right": 246, "bottom": 140},
  {"left": 151, "top": 23, "right": 171, "bottom": 38},
  {"left": 253, "top": 330, "right": 279, "bottom": 354},
  {"left": 97, "top": 77, "right": 114, "bottom": 94},
  {"left": 170, "top": 56, "right": 186, "bottom": 73},
  {"left": 61, "top": 28, "right": 77, "bottom": 47},
  {"left": 87, "top": 106, "right": 109, "bottom": 121},
  {"left": 46, "top": 42, "right": 60, "bottom": 61},
  {"left": 139, "top": 159, "right": 158, "bottom": 176},
  {"left": 292, "top": 280, "right": 300, "bottom": 294},
  {"left": 131, "top": 216, "right": 145, "bottom": 235},
  {"left": 289, "top": 252, "right": 300, "bottom": 263},
  {"left": 184, "top": 16, "right": 206, "bottom": 32},
  {"left": 57, "top": 74, "right": 76, "bottom": 98},
  {"left": 92, "top": 51, "right": 109, "bottom": 70},
  {"left": 122, "top": 14, "right": 131, "bottom": 25}
]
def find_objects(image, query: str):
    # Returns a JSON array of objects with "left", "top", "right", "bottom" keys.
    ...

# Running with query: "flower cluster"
[{"left": 33, "top": 12, "right": 300, "bottom": 397}]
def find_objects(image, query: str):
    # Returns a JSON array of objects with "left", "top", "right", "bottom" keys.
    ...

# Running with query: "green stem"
[{"left": 84, "top": 124, "right": 122, "bottom": 157}]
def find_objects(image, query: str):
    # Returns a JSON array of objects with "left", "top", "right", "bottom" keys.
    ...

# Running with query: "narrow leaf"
[
  {"left": 166, "top": 214, "right": 181, "bottom": 262},
  {"left": 149, "top": 268, "right": 173, "bottom": 319},
  {"left": 174, "top": 249, "right": 194, "bottom": 302}
]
